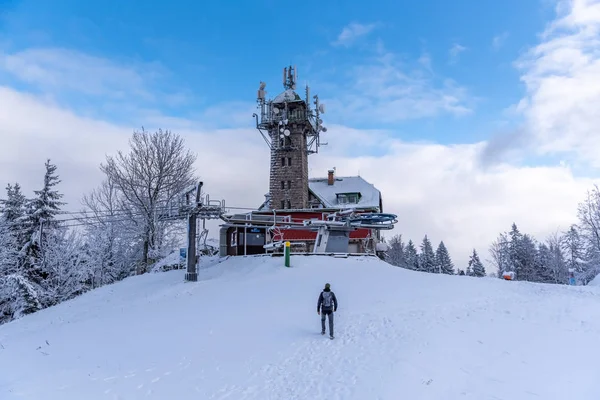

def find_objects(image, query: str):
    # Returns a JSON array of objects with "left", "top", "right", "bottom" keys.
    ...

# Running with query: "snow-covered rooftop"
[
  {"left": 272, "top": 89, "right": 302, "bottom": 104},
  {"left": 308, "top": 175, "right": 381, "bottom": 210}
]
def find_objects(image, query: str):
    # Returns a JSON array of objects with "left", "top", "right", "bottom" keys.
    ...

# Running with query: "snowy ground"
[{"left": 1, "top": 255, "right": 599, "bottom": 400}]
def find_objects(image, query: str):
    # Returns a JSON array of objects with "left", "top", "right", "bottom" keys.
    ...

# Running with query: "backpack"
[{"left": 322, "top": 291, "right": 333, "bottom": 308}]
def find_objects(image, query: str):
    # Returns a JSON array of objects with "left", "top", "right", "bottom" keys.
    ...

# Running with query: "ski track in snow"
[{"left": 1, "top": 256, "right": 599, "bottom": 399}]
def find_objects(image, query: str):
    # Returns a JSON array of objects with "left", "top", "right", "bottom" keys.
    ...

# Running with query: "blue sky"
[{"left": 0, "top": 0, "right": 557, "bottom": 145}]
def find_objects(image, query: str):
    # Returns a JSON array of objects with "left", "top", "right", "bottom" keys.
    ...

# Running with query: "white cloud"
[
  {"left": 515, "top": 0, "right": 600, "bottom": 167},
  {"left": 319, "top": 49, "right": 473, "bottom": 125},
  {"left": 333, "top": 23, "right": 378, "bottom": 47},
  {"left": 0, "top": 47, "right": 164, "bottom": 99},
  {"left": 0, "top": 85, "right": 593, "bottom": 274},
  {"left": 492, "top": 32, "right": 510, "bottom": 50},
  {"left": 449, "top": 43, "right": 467, "bottom": 64}
]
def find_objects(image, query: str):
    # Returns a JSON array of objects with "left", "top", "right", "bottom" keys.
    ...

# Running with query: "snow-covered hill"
[{"left": 1, "top": 255, "right": 599, "bottom": 399}]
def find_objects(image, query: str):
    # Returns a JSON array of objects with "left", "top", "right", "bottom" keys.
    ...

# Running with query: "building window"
[
  {"left": 281, "top": 200, "right": 285, "bottom": 209},
  {"left": 287, "top": 200, "right": 291, "bottom": 209},
  {"left": 337, "top": 193, "right": 361, "bottom": 204},
  {"left": 281, "top": 157, "right": 285, "bottom": 166},
  {"left": 280, "top": 136, "right": 291, "bottom": 147},
  {"left": 281, "top": 181, "right": 285, "bottom": 189},
  {"left": 288, "top": 157, "right": 292, "bottom": 166},
  {"left": 287, "top": 180, "right": 291, "bottom": 189}
]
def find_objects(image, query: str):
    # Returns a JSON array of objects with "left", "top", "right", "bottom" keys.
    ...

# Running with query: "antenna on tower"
[{"left": 283, "top": 65, "right": 297, "bottom": 90}]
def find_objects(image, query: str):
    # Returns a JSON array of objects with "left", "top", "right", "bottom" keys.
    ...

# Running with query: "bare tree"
[
  {"left": 545, "top": 230, "right": 568, "bottom": 284},
  {"left": 80, "top": 178, "right": 141, "bottom": 284},
  {"left": 576, "top": 185, "right": 600, "bottom": 283},
  {"left": 488, "top": 232, "right": 509, "bottom": 277},
  {"left": 100, "top": 128, "right": 197, "bottom": 273}
]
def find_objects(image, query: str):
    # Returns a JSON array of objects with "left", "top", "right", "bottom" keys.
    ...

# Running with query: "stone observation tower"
[{"left": 253, "top": 66, "right": 327, "bottom": 210}]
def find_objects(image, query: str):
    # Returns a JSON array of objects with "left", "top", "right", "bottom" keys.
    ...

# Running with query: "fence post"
[{"left": 284, "top": 241, "right": 291, "bottom": 267}]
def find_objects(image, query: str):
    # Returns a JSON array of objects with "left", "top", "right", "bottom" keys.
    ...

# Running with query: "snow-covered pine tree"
[
  {"left": 29, "top": 159, "right": 65, "bottom": 229},
  {"left": 0, "top": 183, "right": 29, "bottom": 253},
  {"left": 534, "top": 242, "right": 554, "bottom": 283},
  {"left": 1, "top": 183, "right": 27, "bottom": 224},
  {"left": 435, "top": 241, "right": 454, "bottom": 274},
  {"left": 404, "top": 240, "right": 419, "bottom": 270},
  {"left": 17, "top": 160, "right": 66, "bottom": 308},
  {"left": 0, "top": 183, "right": 37, "bottom": 324},
  {"left": 419, "top": 235, "right": 436, "bottom": 273},
  {"left": 0, "top": 223, "right": 20, "bottom": 323},
  {"left": 384, "top": 234, "right": 407, "bottom": 268},
  {"left": 468, "top": 249, "right": 486, "bottom": 277},
  {"left": 520, "top": 234, "right": 538, "bottom": 282},
  {"left": 561, "top": 225, "right": 585, "bottom": 279},
  {"left": 508, "top": 223, "right": 523, "bottom": 278}
]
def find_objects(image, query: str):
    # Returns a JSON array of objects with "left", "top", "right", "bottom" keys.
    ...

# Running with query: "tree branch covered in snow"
[{"left": 0, "top": 128, "right": 199, "bottom": 325}]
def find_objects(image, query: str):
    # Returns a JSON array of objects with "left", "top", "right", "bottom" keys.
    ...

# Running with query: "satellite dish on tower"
[
  {"left": 284, "top": 129, "right": 291, "bottom": 136},
  {"left": 319, "top": 103, "right": 326, "bottom": 114}
]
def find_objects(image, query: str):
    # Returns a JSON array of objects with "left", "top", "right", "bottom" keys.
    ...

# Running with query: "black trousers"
[{"left": 321, "top": 310, "right": 334, "bottom": 336}]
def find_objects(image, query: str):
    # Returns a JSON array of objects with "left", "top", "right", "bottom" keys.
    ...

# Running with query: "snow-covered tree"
[
  {"left": 488, "top": 232, "right": 510, "bottom": 277},
  {"left": 19, "top": 160, "right": 66, "bottom": 289},
  {"left": 384, "top": 234, "right": 407, "bottom": 268},
  {"left": 575, "top": 188, "right": 600, "bottom": 284},
  {"left": 1, "top": 274, "right": 42, "bottom": 321},
  {"left": 561, "top": 225, "right": 585, "bottom": 277},
  {"left": 80, "top": 178, "right": 140, "bottom": 286},
  {"left": 519, "top": 234, "right": 538, "bottom": 282},
  {"left": 435, "top": 241, "right": 454, "bottom": 274},
  {"left": 545, "top": 232, "right": 568, "bottom": 284},
  {"left": 99, "top": 128, "right": 197, "bottom": 272},
  {"left": 468, "top": 249, "right": 486, "bottom": 277},
  {"left": 404, "top": 240, "right": 419, "bottom": 271},
  {"left": 534, "top": 242, "right": 555, "bottom": 283},
  {"left": 28, "top": 159, "right": 65, "bottom": 229},
  {"left": 41, "top": 228, "right": 89, "bottom": 306},
  {"left": 1, "top": 183, "right": 27, "bottom": 225},
  {"left": 419, "top": 235, "right": 436, "bottom": 273}
]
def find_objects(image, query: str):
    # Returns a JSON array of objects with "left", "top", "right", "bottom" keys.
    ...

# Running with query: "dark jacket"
[{"left": 317, "top": 288, "right": 338, "bottom": 313}]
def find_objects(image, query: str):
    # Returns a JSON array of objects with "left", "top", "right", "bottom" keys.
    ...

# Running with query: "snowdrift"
[{"left": 1, "top": 255, "right": 600, "bottom": 399}]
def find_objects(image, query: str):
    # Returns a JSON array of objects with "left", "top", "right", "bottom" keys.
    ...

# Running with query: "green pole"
[{"left": 284, "top": 241, "right": 291, "bottom": 267}]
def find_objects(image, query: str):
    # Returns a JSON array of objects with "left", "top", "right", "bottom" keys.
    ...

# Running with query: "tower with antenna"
[{"left": 253, "top": 65, "right": 327, "bottom": 210}]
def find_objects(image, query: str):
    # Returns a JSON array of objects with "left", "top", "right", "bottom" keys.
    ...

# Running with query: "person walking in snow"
[{"left": 317, "top": 283, "right": 338, "bottom": 339}]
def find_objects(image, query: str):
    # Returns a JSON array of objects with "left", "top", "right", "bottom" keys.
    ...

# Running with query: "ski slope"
[{"left": 1, "top": 255, "right": 599, "bottom": 400}]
